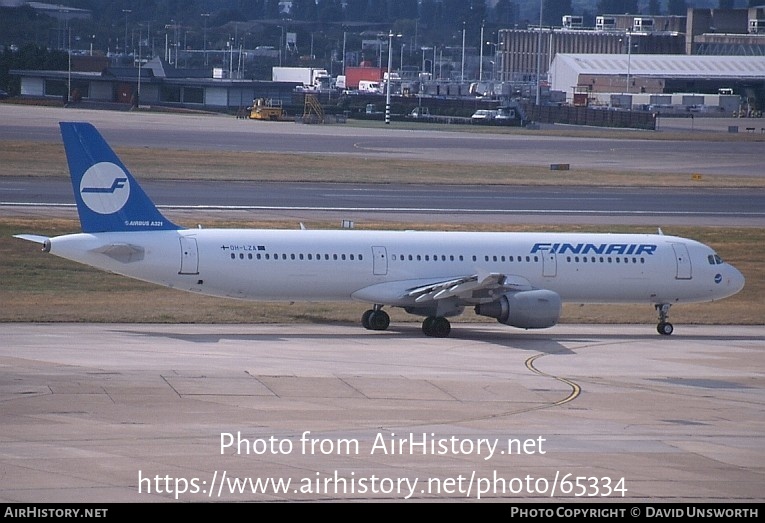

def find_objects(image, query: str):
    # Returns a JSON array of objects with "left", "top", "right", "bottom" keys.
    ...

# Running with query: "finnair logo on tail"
[
  {"left": 82, "top": 178, "right": 127, "bottom": 194},
  {"left": 79, "top": 162, "right": 131, "bottom": 215}
]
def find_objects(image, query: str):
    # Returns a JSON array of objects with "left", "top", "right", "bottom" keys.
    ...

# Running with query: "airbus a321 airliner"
[{"left": 15, "top": 122, "right": 744, "bottom": 337}]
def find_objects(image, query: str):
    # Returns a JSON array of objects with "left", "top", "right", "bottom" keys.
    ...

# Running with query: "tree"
[
  {"left": 317, "top": 0, "right": 343, "bottom": 23},
  {"left": 596, "top": 1, "right": 639, "bottom": 14},
  {"left": 667, "top": 0, "right": 686, "bottom": 16},
  {"left": 543, "top": 0, "right": 572, "bottom": 27},
  {"left": 292, "top": 0, "right": 318, "bottom": 21},
  {"left": 492, "top": 0, "right": 519, "bottom": 28}
]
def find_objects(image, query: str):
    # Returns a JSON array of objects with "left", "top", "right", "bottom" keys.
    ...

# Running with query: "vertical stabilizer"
[{"left": 59, "top": 122, "right": 180, "bottom": 233}]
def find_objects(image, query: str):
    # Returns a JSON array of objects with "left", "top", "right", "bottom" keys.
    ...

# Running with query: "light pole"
[
  {"left": 137, "top": 24, "right": 142, "bottom": 107},
  {"left": 342, "top": 30, "right": 346, "bottom": 74},
  {"left": 535, "top": 0, "right": 543, "bottom": 106},
  {"left": 479, "top": 20, "right": 484, "bottom": 81},
  {"left": 486, "top": 41, "right": 497, "bottom": 81},
  {"left": 626, "top": 28, "right": 632, "bottom": 94},
  {"left": 278, "top": 25, "right": 284, "bottom": 66},
  {"left": 122, "top": 9, "right": 131, "bottom": 59},
  {"left": 385, "top": 31, "right": 395, "bottom": 124},
  {"left": 201, "top": 13, "right": 209, "bottom": 66},
  {"left": 461, "top": 21, "right": 465, "bottom": 83},
  {"left": 384, "top": 32, "right": 402, "bottom": 125}
]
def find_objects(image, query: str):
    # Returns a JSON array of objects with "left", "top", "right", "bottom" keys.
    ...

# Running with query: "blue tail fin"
[{"left": 59, "top": 122, "right": 180, "bottom": 233}]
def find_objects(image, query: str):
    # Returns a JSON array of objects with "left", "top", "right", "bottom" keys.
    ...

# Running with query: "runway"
[
  {"left": 0, "top": 323, "right": 763, "bottom": 502},
  {"left": 2, "top": 178, "right": 764, "bottom": 227}
]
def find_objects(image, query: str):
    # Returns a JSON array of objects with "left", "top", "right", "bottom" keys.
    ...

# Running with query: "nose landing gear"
[{"left": 656, "top": 304, "right": 674, "bottom": 335}]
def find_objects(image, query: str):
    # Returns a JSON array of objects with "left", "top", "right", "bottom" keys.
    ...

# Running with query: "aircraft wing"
[
  {"left": 352, "top": 272, "right": 532, "bottom": 306},
  {"left": 406, "top": 272, "right": 533, "bottom": 303}
]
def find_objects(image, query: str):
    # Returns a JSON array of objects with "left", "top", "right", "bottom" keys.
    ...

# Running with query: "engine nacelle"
[{"left": 474, "top": 290, "right": 561, "bottom": 329}]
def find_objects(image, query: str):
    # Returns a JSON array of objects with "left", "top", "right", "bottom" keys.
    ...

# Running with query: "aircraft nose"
[{"left": 720, "top": 264, "right": 745, "bottom": 297}]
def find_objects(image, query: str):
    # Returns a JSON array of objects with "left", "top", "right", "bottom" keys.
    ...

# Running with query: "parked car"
[
  {"left": 471, "top": 109, "right": 497, "bottom": 122},
  {"left": 0, "top": 89, "right": 9, "bottom": 100}
]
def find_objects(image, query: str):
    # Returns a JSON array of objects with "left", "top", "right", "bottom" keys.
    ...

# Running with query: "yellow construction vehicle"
[{"left": 248, "top": 98, "right": 287, "bottom": 121}]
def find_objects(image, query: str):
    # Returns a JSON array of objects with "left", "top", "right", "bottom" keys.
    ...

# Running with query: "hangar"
[{"left": 549, "top": 53, "right": 765, "bottom": 109}]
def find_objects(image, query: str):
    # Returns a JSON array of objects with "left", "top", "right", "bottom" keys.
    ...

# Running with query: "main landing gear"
[
  {"left": 361, "top": 305, "right": 390, "bottom": 331},
  {"left": 422, "top": 316, "right": 451, "bottom": 338},
  {"left": 361, "top": 307, "right": 452, "bottom": 337},
  {"left": 655, "top": 303, "right": 674, "bottom": 336}
]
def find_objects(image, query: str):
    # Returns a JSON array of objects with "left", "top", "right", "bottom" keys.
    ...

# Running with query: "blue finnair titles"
[
  {"left": 530, "top": 242, "right": 657, "bottom": 256},
  {"left": 60, "top": 122, "right": 180, "bottom": 233}
]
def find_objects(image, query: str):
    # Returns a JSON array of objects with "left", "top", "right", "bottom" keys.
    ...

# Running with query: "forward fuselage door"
[
  {"left": 179, "top": 236, "right": 199, "bottom": 275},
  {"left": 372, "top": 246, "right": 388, "bottom": 275},
  {"left": 671, "top": 242, "right": 692, "bottom": 280},
  {"left": 542, "top": 251, "right": 557, "bottom": 277}
]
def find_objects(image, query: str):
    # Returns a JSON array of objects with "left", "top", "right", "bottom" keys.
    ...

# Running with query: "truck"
[
  {"left": 272, "top": 67, "right": 331, "bottom": 90},
  {"left": 344, "top": 66, "right": 384, "bottom": 89},
  {"left": 358, "top": 80, "right": 383, "bottom": 94}
]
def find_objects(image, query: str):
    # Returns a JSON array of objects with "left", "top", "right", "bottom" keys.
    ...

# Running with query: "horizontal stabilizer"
[{"left": 13, "top": 234, "right": 50, "bottom": 245}]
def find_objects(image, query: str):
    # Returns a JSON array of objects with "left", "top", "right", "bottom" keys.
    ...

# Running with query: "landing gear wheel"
[
  {"left": 361, "top": 309, "right": 374, "bottom": 330},
  {"left": 655, "top": 304, "right": 673, "bottom": 336},
  {"left": 368, "top": 310, "right": 390, "bottom": 331},
  {"left": 422, "top": 316, "right": 451, "bottom": 338},
  {"left": 422, "top": 316, "right": 436, "bottom": 335},
  {"left": 657, "top": 322, "right": 674, "bottom": 336}
]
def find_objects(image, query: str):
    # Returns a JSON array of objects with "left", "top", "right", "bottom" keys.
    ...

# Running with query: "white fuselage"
[{"left": 47, "top": 229, "right": 745, "bottom": 307}]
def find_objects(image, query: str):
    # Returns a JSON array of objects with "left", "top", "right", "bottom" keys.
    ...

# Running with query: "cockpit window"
[{"left": 708, "top": 254, "right": 724, "bottom": 265}]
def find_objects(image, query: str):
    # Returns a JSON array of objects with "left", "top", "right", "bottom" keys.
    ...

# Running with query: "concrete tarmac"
[{"left": 1, "top": 323, "right": 762, "bottom": 503}]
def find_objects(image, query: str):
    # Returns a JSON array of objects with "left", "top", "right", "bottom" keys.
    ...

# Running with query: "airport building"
[
  {"left": 11, "top": 57, "right": 300, "bottom": 111},
  {"left": 549, "top": 53, "right": 765, "bottom": 112}
]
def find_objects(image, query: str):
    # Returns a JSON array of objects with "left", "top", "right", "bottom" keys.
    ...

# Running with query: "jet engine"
[{"left": 474, "top": 289, "right": 562, "bottom": 329}]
